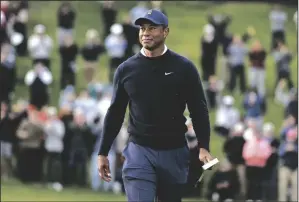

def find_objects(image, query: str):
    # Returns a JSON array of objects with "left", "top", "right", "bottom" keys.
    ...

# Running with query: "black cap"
[{"left": 135, "top": 9, "right": 168, "bottom": 27}]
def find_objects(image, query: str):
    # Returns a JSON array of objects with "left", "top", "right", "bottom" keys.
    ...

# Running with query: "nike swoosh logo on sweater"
[{"left": 165, "top": 72, "right": 173, "bottom": 75}]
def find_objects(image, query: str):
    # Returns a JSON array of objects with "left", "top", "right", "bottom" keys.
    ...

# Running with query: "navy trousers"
[{"left": 122, "top": 142, "right": 190, "bottom": 202}]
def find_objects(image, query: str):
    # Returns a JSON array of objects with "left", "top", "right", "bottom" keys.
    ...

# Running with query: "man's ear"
[{"left": 164, "top": 27, "right": 169, "bottom": 38}]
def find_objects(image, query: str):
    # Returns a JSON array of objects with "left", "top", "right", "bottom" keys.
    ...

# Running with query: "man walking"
[{"left": 97, "top": 9, "right": 212, "bottom": 202}]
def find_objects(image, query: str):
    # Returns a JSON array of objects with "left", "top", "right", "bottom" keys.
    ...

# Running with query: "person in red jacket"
[{"left": 242, "top": 129, "right": 272, "bottom": 201}]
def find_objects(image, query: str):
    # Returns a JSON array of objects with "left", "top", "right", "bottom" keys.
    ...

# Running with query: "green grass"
[
  {"left": 4, "top": 1, "right": 298, "bottom": 201},
  {"left": 1, "top": 179, "right": 200, "bottom": 201},
  {"left": 1, "top": 179, "right": 126, "bottom": 201}
]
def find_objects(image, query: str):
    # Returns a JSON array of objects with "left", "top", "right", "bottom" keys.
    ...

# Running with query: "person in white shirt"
[
  {"left": 24, "top": 62, "right": 53, "bottom": 109},
  {"left": 274, "top": 79, "right": 295, "bottom": 107},
  {"left": 214, "top": 95, "right": 240, "bottom": 138},
  {"left": 28, "top": 24, "right": 53, "bottom": 69},
  {"left": 44, "top": 106, "right": 65, "bottom": 190},
  {"left": 73, "top": 89, "right": 98, "bottom": 121},
  {"left": 104, "top": 23, "right": 127, "bottom": 83},
  {"left": 269, "top": 5, "right": 287, "bottom": 50}
]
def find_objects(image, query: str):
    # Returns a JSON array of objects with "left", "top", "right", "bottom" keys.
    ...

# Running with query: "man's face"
[
  {"left": 79, "top": 90, "right": 89, "bottom": 99},
  {"left": 34, "top": 63, "right": 44, "bottom": 73},
  {"left": 233, "top": 35, "right": 241, "bottom": 44},
  {"left": 139, "top": 23, "right": 169, "bottom": 51}
]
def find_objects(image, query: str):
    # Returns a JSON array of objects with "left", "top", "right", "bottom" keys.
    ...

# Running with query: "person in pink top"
[{"left": 242, "top": 129, "right": 272, "bottom": 201}]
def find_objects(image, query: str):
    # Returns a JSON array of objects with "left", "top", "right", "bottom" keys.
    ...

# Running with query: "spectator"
[
  {"left": 274, "top": 80, "right": 297, "bottom": 123},
  {"left": 242, "top": 129, "right": 272, "bottom": 201},
  {"left": 262, "top": 122, "right": 280, "bottom": 201},
  {"left": 0, "top": 102, "right": 13, "bottom": 180},
  {"left": 129, "top": 2, "right": 148, "bottom": 27},
  {"left": 73, "top": 88, "right": 97, "bottom": 120},
  {"left": 59, "top": 84, "right": 76, "bottom": 109},
  {"left": 0, "top": 9, "right": 8, "bottom": 46},
  {"left": 68, "top": 108, "right": 93, "bottom": 186},
  {"left": 274, "top": 79, "right": 292, "bottom": 107},
  {"left": 150, "top": 1, "right": 167, "bottom": 16},
  {"left": 16, "top": 108, "right": 45, "bottom": 183},
  {"left": 269, "top": 4, "right": 287, "bottom": 50},
  {"left": 243, "top": 118, "right": 259, "bottom": 142},
  {"left": 104, "top": 23, "right": 127, "bottom": 83},
  {"left": 121, "top": 15, "right": 140, "bottom": 58},
  {"left": 204, "top": 75, "right": 224, "bottom": 110},
  {"left": 1, "top": 1, "right": 10, "bottom": 44},
  {"left": 87, "top": 80, "right": 105, "bottom": 100},
  {"left": 263, "top": 122, "right": 280, "bottom": 147},
  {"left": 221, "top": 27, "right": 254, "bottom": 88},
  {"left": 227, "top": 35, "right": 248, "bottom": 94},
  {"left": 0, "top": 1, "right": 9, "bottom": 16},
  {"left": 9, "top": 0, "right": 29, "bottom": 56},
  {"left": 100, "top": 1, "right": 117, "bottom": 39},
  {"left": 223, "top": 123, "right": 246, "bottom": 197},
  {"left": 273, "top": 42, "right": 294, "bottom": 90},
  {"left": 59, "top": 34, "right": 78, "bottom": 89},
  {"left": 214, "top": 95, "right": 240, "bottom": 138},
  {"left": 206, "top": 159, "right": 240, "bottom": 202},
  {"left": 24, "top": 62, "right": 53, "bottom": 110},
  {"left": 44, "top": 107, "right": 65, "bottom": 190},
  {"left": 200, "top": 24, "right": 218, "bottom": 82},
  {"left": 81, "top": 29, "right": 105, "bottom": 83},
  {"left": 278, "top": 126, "right": 298, "bottom": 202},
  {"left": 285, "top": 89, "right": 298, "bottom": 123},
  {"left": 248, "top": 40, "right": 267, "bottom": 98},
  {"left": 280, "top": 115, "right": 297, "bottom": 139},
  {"left": 1, "top": 100, "right": 28, "bottom": 181},
  {"left": 0, "top": 41, "right": 16, "bottom": 104},
  {"left": 57, "top": 2, "right": 76, "bottom": 47},
  {"left": 58, "top": 104, "right": 74, "bottom": 186},
  {"left": 28, "top": 24, "right": 53, "bottom": 69},
  {"left": 208, "top": 13, "right": 232, "bottom": 64},
  {"left": 207, "top": 13, "right": 231, "bottom": 49},
  {"left": 243, "top": 90, "right": 265, "bottom": 129}
]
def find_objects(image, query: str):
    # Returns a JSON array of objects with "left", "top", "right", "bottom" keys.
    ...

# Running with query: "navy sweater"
[{"left": 98, "top": 49, "right": 211, "bottom": 156}]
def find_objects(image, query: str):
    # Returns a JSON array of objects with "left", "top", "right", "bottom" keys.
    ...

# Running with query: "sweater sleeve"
[
  {"left": 185, "top": 61, "right": 211, "bottom": 151},
  {"left": 98, "top": 64, "right": 129, "bottom": 156}
]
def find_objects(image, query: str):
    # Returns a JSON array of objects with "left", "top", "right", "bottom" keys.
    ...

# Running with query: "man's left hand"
[{"left": 199, "top": 148, "right": 213, "bottom": 164}]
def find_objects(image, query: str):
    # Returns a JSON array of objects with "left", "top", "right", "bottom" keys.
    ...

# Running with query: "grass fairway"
[
  {"left": 3, "top": 1, "right": 297, "bottom": 201},
  {"left": 1, "top": 180, "right": 200, "bottom": 201},
  {"left": 1, "top": 179, "right": 126, "bottom": 201}
]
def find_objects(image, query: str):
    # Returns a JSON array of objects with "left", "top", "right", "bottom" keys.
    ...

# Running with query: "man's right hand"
[
  {"left": 199, "top": 148, "right": 213, "bottom": 164},
  {"left": 97, "top": 155, "right": 111, "bottom": 182}
]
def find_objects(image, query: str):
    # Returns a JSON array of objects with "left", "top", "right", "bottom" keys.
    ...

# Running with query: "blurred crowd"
[{"left": 0, "top": 1, "right": 298, "bottom": 202}]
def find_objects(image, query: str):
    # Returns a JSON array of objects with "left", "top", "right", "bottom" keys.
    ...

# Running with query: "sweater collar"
[{"left": 140, "top": 44, "right": 168, "bottom": 57}]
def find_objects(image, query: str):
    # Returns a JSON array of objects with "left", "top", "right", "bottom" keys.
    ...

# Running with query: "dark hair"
[{"left": 247, "top": 87, "right": 258, "bottom": 94}]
